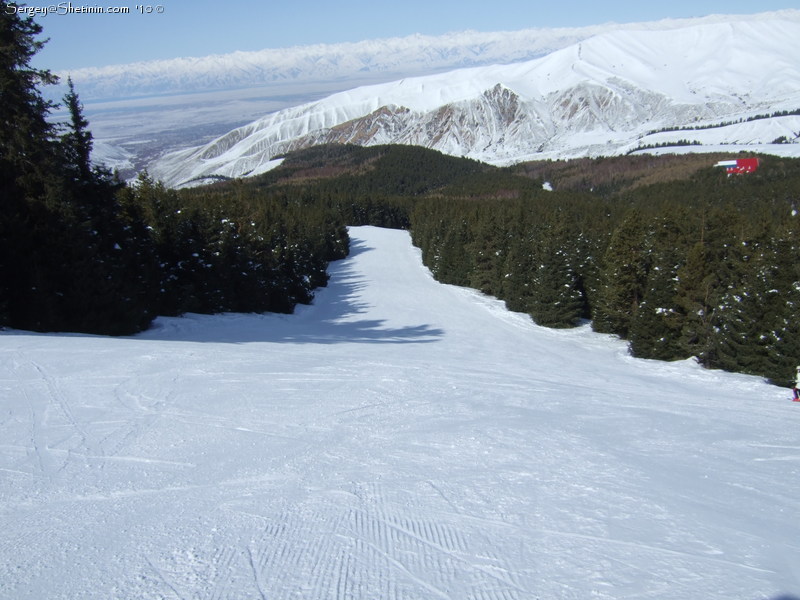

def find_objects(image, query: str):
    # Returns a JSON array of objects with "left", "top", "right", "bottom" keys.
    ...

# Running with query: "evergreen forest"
[
  {"left": 190, "top": 144, "right": 800, "bottom": 388},
  {"left": 3, "top": 7, "right": 800, "bottom": 388},
  {"left": 0, "top": 8, "right": 347, "bottom": 336}
]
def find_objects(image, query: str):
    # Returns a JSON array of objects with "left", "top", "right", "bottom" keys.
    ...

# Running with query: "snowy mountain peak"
[{"left": 150, "top": 13, "right": 800, "bottom": 187}]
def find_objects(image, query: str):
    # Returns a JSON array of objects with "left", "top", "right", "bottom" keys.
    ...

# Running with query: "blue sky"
[{"left": 17, "top": 0, "right": 799, "bottom": 70}]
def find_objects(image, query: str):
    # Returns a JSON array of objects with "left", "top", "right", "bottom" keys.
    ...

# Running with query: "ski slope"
[{"left": 1, "top": 226, "right": 799, "bottom": 600}]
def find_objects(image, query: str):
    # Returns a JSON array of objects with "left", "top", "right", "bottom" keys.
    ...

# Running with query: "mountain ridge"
[{"left": 150, "top": 13, "right": 800, "bottom": 187}]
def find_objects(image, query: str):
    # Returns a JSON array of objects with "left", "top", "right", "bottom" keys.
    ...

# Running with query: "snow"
[
  {"left": 2, "top": 226, "right": 799, "bottom": 599},
  {"left": 57, "top": 10, "right": 800, "bottom": 103},
  {"left": 633, "top": 116, "right": 800, "bottom": 150},
  {"left": 63, "top": 10, "right": 800, "bottom": 183},
  {"left": 149, "top": 13, "right": 800, "bottom": 187}
]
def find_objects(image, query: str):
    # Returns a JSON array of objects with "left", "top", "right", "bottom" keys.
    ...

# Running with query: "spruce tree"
[
  {"left": 757, "top": 227, "right": 800, "bottom": 386},
  {"left": 1, "top": 10, "right": 157, "bottom": 335},
  {"left": 593, "top": 209, "right": 649, "bottom": 337},
  {"left": 628, "top": 215, "right": 686, "bottom": 360},
  {"left": 0, "top": 5, "right": 60, "bottom": 328},
  {"left": 60, "top": 76, "right": 93, "bottom": 185},
  {"left": 0, "top": 5, "right": 59, "bottom": 193},
  {"left": 53, "top": 79, "right": 156, "bottom": 334},
  {"left": 674, "top": 240, "right": 719, "bottom": 365},
  {"left": 436, "top": 219, "right": 472, "bottom": 286},
  {"left": 528, "top": 219, "right": 586, "bottom": 328},
  {"left": 709, "top": 221, "right": 771, "bottom": 376},
  {"left": 500, "top": 211, "right": 536, "bottom": 313},
  {"left": 468, "top": 210, "right": 504, "bottom": 295}
]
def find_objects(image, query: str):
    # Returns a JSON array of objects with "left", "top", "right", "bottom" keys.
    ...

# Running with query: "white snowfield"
[{"left": 1, "top": 226, "right": 799, "bottom": 600}]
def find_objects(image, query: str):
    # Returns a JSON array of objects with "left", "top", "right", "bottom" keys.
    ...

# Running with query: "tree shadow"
[
  {"left": 5, "top": 238, "right": 445, "bottom": 345},
  {"left": 135, "top": 238, "right": 445, "bottom": 345},
  {"left": 342, "top": 238, "right": 373, "bottom": 259}
]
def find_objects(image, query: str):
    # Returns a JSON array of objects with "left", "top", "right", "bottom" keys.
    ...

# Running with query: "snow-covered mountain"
[
  {"left": 150, "top": 11, "right": 800, "bottom": 187},
  {"left": 68, "top": 18, "right": 672, "bottom": 179},
  {"left": 59, "top": 28, "right": 585, "bottom": 100},
  {"left": 62, "top": 13, "right": 775, "bottom": 101},
  {"left": 3, "top": 226, "right": 798, "bottom": 598}
]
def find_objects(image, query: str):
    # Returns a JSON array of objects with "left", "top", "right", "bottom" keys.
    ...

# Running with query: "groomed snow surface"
[{"left": 2, "top": 226, "right": 799, "bottom": 600}]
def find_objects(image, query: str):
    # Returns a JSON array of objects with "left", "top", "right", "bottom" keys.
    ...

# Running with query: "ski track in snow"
[{"left": 1, "top": 226, "right": 799, "bottom": 599}]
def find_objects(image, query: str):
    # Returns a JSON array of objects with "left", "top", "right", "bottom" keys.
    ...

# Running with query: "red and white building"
[{"left": 714, "top": 158, "right": 760, "bottom": 174}]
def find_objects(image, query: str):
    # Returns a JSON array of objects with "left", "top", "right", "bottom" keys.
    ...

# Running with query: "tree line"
[
  {"left": 0, "top": 8, "right": 347, "bottom": 335},
  {"left": 409, "top": 158, "right": 800, "bottom": 387},
  {"left": 249, "top": 145, "right": 800, "bottom": 387},
  {"left": 644, "top": 107, "right": 800, "bottom": 135}
]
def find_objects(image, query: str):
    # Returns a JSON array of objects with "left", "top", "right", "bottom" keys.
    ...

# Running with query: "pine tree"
[
  {"left": 528, "top": 219, "right": 586, "bottom": 328},
  {"left": 755, "top": 226, "right": 800, "bottom": 386},
  {"left": 593, "top": 209, "right": 649, "bottom": 337},
  {"left": 468, "top": 210, "right": 504, "bottom": 295},
  {"left": 436, "top": 219, "right": 472, "bottom": 286},
  {"left": 499, "top": 211, "right": 536, "bottom": 313},
  {"left": 60, "top": 76, "right": 93, "bottom": 185},
  {"left": 0, "top": 6, "right": 61, "bottom": 328},
  {"left": 674, "top": 240, "right": 719, "bottom": 365},
  {"left": 628, "top": 215, "right": 686, "bottom": 360},
  {"left": 0, "top": 5, "right": 59, "bottom": 194},
  {"left": 53, "top": 80, "right": 156, "bottom": 334},
  {"left": 709, "top": 221, "right": 771, "bottom": 376}
]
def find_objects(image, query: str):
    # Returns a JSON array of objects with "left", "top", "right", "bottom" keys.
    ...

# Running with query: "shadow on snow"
[
  {"left": 1, "top": 239, "right": 444, "bottom": 345},
  {"left": 135, "top": 238, "right": 445, "bottom": 345}
]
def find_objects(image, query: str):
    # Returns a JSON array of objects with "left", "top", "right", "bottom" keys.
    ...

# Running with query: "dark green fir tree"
[
  {"left": 593, "top": 209, "right": 649, "bottom": 338},
  {"left": 0, "top": 5, "right": 60, "bottom": 327},
  {"left": 628, "top": 215, "right": 686, "bottom": 361}
]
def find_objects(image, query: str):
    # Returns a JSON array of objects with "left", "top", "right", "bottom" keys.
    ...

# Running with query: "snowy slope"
[
  {"left": 150, "top": 12, "right": 800, "bottom": 187},
  {"left": 2, "top": 226, "right": 799, "bottom": 599}
]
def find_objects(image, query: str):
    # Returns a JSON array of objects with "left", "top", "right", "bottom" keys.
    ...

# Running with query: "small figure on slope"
[{"left": 794, "top": 366, "right": 800, "bottom": 402}]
